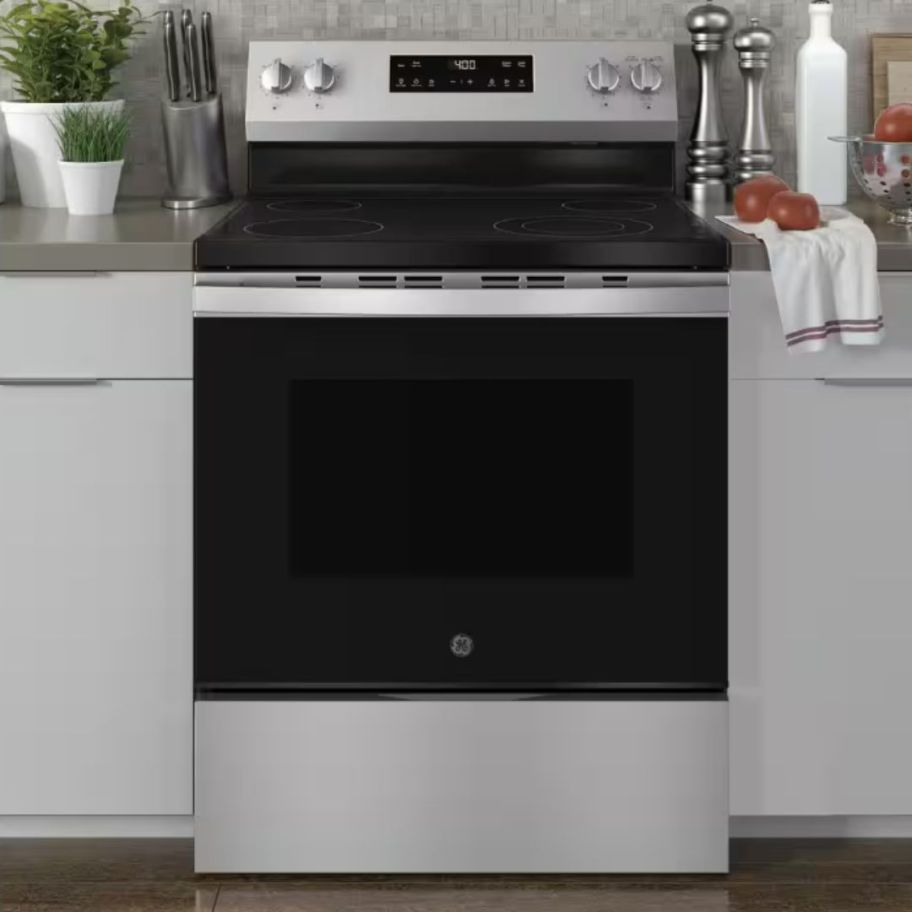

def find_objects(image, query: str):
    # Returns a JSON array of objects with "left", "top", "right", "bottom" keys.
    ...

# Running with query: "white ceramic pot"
[
  {"left": 58, "top": 159, "right": 124, "bottom": 216},
  {"left": 0, "top": 100, "right": 124, "bottom": 208}
]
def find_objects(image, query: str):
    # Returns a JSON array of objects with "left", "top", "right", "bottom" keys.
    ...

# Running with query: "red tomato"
[
  {"left": 768, "top": 191, "right": 820, "bottom": 231},
  {"left": 874, "top": 104, "right": 912, "bottom": 142},
  {"left": 733, "top": 175, "right": 790, "bottom": 222}
]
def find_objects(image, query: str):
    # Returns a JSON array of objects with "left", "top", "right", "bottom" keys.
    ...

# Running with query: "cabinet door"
[
  {"left": 730, "top": 378, "right": 912, "bottom": 815},
  {"left": 0, "top": 381, "right": 191, "bottom": 814}
]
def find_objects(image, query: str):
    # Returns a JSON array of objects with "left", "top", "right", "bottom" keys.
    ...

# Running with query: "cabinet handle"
[
  {"left": 817, "top": 378, "right": 912, "bottom": 387},
  {"left": 0, "top": 378, "right": 103, "bottom": 386},
  {"left": 0, "top": 272, "right": 109, "bottom": 278}
]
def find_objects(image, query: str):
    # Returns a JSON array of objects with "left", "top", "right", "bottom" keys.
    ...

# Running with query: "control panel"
[
  {"left": 246, "top": 41, "right": 677, "bottom": 143},
  {"left": 389, "top": 55, "right": 533, "bottom": 92}
]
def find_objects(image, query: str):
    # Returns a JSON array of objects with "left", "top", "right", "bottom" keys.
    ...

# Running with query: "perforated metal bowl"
[{"left": 830, "top": 135, "right": 912, "bottom": 226}]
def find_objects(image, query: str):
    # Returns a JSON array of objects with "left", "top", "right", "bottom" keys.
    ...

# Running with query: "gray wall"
[{"left": 1, "top": 0, "right": 910, "bottom": 198}]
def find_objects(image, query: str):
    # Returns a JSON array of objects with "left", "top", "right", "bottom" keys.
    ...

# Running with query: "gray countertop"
[
  {"left": 690, "top": 199, "right": 912, "bottom": 272},
  {"left": 0, "top": 196, "right": 909, "bottom": 273},
  {"left": 0, "top": 198, "right": 235, "bottom": 272}
]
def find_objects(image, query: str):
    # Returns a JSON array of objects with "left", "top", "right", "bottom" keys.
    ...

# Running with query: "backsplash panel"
[{"left": 0, "top": 0, "right": 909, "bottom": 198}]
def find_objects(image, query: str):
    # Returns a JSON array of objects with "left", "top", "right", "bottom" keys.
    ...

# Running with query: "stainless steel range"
[{"left": 193, "top": 40, "right": 730, "bottom": 874}]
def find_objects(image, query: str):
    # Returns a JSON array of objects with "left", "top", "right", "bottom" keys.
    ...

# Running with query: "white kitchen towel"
[{"left": 716, "top": 208, "right": 882, "bottom": 353}]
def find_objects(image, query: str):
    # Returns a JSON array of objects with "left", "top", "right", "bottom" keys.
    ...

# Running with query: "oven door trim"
[{"left": 197, "top": 682, "right": 728, "bottom": 696}]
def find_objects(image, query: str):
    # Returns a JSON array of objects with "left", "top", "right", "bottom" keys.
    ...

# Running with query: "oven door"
[{"left": 195, "top": 304, "right": 726, "bottom": 693}]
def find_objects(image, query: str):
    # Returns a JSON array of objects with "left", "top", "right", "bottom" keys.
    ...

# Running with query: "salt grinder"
[
  {"left": 686, "top": 3, "right": 734, "bottom": 203},
  {"left": 733, "top": 17, "right": 775, "bottom": 183}
]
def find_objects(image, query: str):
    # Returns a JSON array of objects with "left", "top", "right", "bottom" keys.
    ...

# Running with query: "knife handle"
[
  {"left": 201, "top": 11, "right": 216, "bottom": 96},
  {"left": 180, "top": 9, "right": 193, "bottom": 98},
  {"left": 163, "top": 11, "right": 180, "bottom": 102},
  {"left": 186, "top": 21, "right": 202, "bottom": 103}
]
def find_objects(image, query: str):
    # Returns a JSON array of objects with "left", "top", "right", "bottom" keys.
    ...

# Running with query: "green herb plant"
[
  {"left": 55, "top": 105, "right": 130, "bottom": 162},
  {"left": 0, "top": 1, "right": 144, "bottom": 103}
]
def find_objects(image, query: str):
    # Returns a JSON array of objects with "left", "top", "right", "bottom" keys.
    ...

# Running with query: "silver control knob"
[
  {"left": 630, "top": 59, "right": 662, "bottom": 93},
  {"left": 587, "top": 58, "right": 620, "bottom": 94},
  {"left": 304, "top": 57, "right": 336, "bottom": 93},
  {"left": 261, "top": 58, "right": 293, "bottom": 94}
]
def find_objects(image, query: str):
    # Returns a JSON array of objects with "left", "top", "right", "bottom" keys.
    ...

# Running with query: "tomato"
[
  {"left": 733, "top": 175, "right": 790, "bottom": 222},
  {"left": 767, "top": 191, "right": 820, "bottom": 231},
  {"left": 874, "top": 104, "right": 912, "bottom": 142}
]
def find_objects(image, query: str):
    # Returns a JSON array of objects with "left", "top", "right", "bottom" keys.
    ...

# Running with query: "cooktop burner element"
[
  {"left": 562, "top": 199, "right": 659, "bottom": 214},
  {"left": 266, "top": 199, "right": 362, "bottom": 214},
  {"left": 243, "top": 218, "right": 384, "bottom": 239},
  {"left": 493, "top": 216, "right": 653, "bottom": 238}
]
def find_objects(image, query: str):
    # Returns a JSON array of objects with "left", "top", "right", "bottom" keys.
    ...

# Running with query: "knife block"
[{"left": 161, "top": 93, "right": 230, "bottom": 209}]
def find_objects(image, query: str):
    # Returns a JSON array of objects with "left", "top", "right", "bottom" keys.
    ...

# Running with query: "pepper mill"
[
  {"left": 685, "top": 3, "right": 734, "bottom": 203},
  {"left": 733, "top": 17, "right": 775, "bottom": 183}
]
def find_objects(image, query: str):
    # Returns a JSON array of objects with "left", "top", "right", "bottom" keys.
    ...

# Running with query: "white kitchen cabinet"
[
  {"left": 730, "top": 272, "right": 912, "bottom": 380},
  {"left": 730, "top": 272, "right": 912, "bottom": 815},
  {"left": 0, "top": 273, "right": 192, "bottom": 815},
  {"left": 0, "top": 272, "right": 192, "bottom": 379},
  {"left": 0, "top": 381, "right": 192, "bottom": 814}
]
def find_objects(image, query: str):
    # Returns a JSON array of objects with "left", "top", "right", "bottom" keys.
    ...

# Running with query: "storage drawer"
[
  {"left": 730, "top": 271, "right": 912, "bottom": 380},
  {"left": 0, "top": 272, "right": 192, "bottom": 379}
]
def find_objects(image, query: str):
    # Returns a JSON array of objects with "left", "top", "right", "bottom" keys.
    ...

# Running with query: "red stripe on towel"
[
  {"left": 787, "top": 323, "right": 884, "bottom": 346},
  {"left": 786, "top": 317, "right": 884, "bottom": 341}
]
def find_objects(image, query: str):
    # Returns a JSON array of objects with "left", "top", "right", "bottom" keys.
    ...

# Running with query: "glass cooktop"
[{"left": 195, "top": 195, "right": 729, "bottom": 271}]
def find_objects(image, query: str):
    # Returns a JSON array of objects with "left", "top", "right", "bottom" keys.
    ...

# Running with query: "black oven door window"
[
  {"left": 195, "top": 317, "right": 726, "bottom": 692},
  {"left": 288, "top": 378, "right": 634, "bottom": 579}
]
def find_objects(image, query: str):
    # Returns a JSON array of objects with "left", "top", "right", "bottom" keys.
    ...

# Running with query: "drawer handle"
[
  {"left": 0, "top": 377, "right": 103, "bottom": 386},
  {"left": 0, "top": 272, "right": 109, "bottom": 278},
  {"left": 817, "top": 378, "right": 912, "bottom": 387}
]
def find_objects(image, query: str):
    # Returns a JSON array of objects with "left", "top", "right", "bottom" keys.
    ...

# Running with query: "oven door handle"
[{"left": 193, "top": 285, "right": 729, "bottom": 317}]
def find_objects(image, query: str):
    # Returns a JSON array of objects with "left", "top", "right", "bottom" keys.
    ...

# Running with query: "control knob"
[
  {"left": 304, "top": 57, "right": 336, "bottom": 93},
  {"left": 261, "top": 58, "right": 293, "bottom": 94},
  {"left": 587, "top": 58, "right": 620, "bottom": 94},
  {"left": 630, "top": 59, "right": 662, "bottom": 93}
]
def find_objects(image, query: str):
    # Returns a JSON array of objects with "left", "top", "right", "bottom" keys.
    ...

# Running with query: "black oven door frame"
[{"left": 195, "top": 315, "right": 726, "bottom": 695}]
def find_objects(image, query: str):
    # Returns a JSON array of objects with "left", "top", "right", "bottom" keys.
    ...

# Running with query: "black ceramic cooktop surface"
[{"left": 195, "top": 194, "right": 729, "bottom": 270}]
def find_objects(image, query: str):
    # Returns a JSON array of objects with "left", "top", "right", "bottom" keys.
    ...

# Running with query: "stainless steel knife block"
[{"left": 161, "top": 93, "right": 230, "bottom": 210}]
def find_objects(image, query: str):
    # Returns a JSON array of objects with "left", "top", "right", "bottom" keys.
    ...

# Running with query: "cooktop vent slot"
[
  {"left": 358, "top": 275, "right": 398, "bottom": 288},
  {"left": 481, "top": 275, "right": 521, "bottom": 288},
  {"left": 526, "top": 275, "right": 566, "bottom": 287},
  {"left": 294, "top": 275, "right": 323, "bottom": 287},
  {"left": 602, "top": 275, "right": 629, "bottom": 286},
  {"left": 404, "top": 275, "right": 444, "bottom": 288}
]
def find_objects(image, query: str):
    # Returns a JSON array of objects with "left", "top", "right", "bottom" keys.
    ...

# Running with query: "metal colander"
[{"left": 830, "top": 135, "right": 912, "bottom": 226}]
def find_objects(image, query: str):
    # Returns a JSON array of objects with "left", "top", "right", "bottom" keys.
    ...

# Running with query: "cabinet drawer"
[
  {"left": 0, "top": 273, "right": 191, "bottom": 379},
  {"left": 730, "top": 272, "right": 912, "bottom": 380}
]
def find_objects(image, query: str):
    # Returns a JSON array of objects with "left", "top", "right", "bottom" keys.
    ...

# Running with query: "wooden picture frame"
[{"left": 872, "top": 34, "right": 912, "bottom": 116}]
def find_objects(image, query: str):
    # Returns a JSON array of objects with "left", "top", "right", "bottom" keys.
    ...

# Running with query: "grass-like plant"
[
  {"left": 0, "top": 1, "right": 144, "bottom": 103},
  {"left": 55, "top": 105, "right": 130, "bottom": 162}
]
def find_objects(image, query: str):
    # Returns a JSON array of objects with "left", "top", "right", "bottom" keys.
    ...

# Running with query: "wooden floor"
[{"left": 2, "top": 839, "right": 912, "bottom": 910}]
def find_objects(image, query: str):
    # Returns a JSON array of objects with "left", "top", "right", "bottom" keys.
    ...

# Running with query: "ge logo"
[{"left": 450, "top": 633, "right": 474, "bottom": 658}]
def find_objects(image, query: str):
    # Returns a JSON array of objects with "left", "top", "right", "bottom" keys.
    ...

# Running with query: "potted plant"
[
  {"left": 55, "top": 105, "right": 129, "bottom": 215},
  {"left": 0, "top": 1, "right": 143, "bottom": 208}
]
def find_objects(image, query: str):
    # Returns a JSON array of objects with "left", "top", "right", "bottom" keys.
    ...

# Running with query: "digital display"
[{"left": 390, "top": 55, "right": 533, "bottom": 92}]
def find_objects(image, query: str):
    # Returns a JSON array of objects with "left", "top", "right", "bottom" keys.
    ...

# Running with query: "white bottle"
[{"left": 796, "top": 0, "right": 847, "bottom": 204}]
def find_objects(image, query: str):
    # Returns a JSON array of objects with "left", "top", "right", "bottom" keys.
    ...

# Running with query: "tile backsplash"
[{"left": 0, "top": 0, "right": 909, "bottom": 198}]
